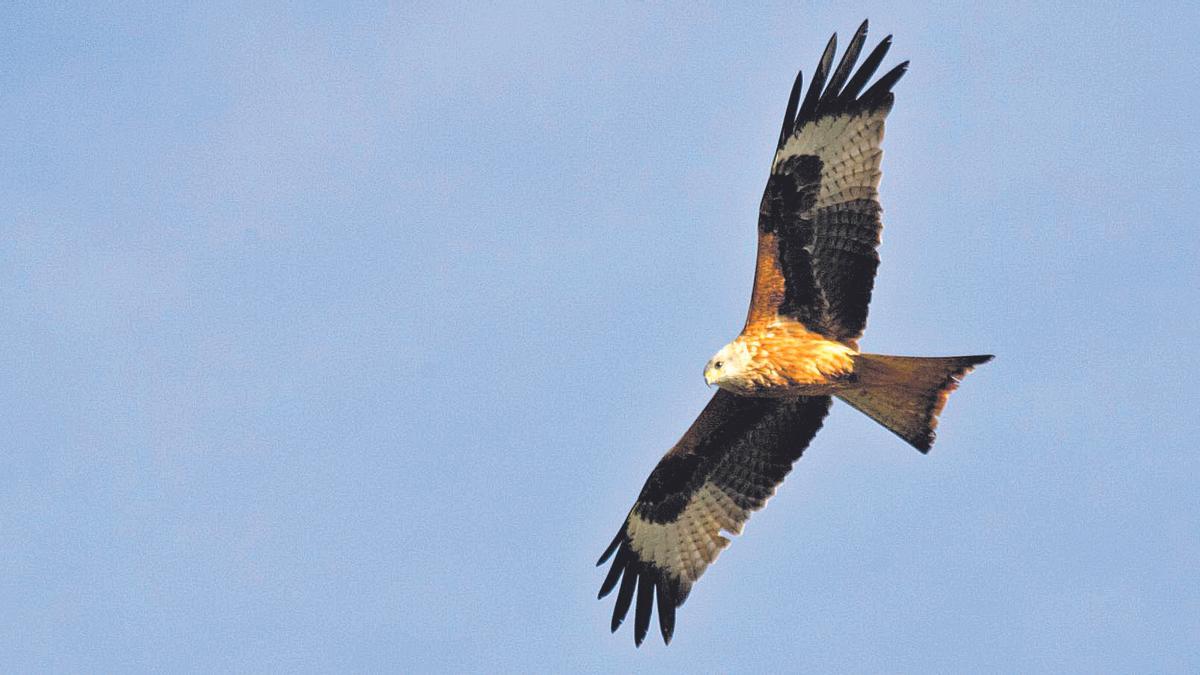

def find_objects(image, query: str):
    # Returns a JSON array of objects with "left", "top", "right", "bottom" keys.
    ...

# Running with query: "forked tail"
[{"left": 838, "top": 353, "right": 993, "bottom": 452}]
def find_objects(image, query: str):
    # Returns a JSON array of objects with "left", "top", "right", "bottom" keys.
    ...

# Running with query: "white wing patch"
[
  {"left": 626, "top": 482, "right": 761, "bottom": 585},
  {"left": 774, "top": 110, "right": 887, "bottom": 210}
]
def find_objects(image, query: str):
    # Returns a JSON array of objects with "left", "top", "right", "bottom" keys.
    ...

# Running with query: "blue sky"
[{"left": 2, "top": 2, "right": 1198, "bottom": 672}]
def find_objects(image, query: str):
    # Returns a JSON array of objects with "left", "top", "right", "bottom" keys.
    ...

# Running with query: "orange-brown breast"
[{"left": 737, "top": 319, "right": 858, "bottom": 394}]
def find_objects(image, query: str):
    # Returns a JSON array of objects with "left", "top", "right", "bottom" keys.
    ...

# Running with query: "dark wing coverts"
[
  {"left": 598, "top": 21, "right": 908, "bottom": 646},
  {"left": 748, "top": 20, "right": 907, "bottom": 343}
]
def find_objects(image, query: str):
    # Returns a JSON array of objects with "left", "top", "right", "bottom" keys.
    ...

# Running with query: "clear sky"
[{"left": 3, "top": 2, "right": 1198, "bottom": 672}]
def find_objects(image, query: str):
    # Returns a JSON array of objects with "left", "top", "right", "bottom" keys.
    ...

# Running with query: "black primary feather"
[
  {"left": 656, "top": 582, "right": 676, "bottom": 644},
  {"left": 597, "top": 544, "right": 625, "bottom": 598},
  {"left": 822, "top": 20, "right": 870, "bottom": 111},
  {"left": 634, "top": 572, "right": 654, "bottom": 646},
  {"left": 796, "top": 32, "right": 837, "bottom": 123},
  {"left": 610, "top": 563, "right": 637, "bottom": 632},
  {"left": 860, "top": 61, "right": 910, "bottom": 107},
  {"left": 839, "top": 34, "right": 893, "bottom": 103},
  {"left": 777, "top": 70, "right": 804, "bottom": 151}
]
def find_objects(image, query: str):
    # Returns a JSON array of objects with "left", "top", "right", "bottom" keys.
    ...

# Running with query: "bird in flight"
[{"left": 597, "top": 20, "right": 992, "bottom": 647}]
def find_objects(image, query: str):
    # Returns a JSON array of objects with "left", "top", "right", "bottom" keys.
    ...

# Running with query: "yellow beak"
[{"left": 704, "top": 367, "right": 716, "bottom": 387}]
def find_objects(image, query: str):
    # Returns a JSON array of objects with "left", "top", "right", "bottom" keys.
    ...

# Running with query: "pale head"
[{"left": 704, "top": 340, "right": 753, "bottom": 388}]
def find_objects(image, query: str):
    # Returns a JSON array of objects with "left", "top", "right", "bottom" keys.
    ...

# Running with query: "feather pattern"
[
  {"left": 597, "top": 391, "right": 831, "bottom": 645},
  {"left": 598, "top": 20, "right": 911, "bottom": 646},
  {"left": 748, "top": 20, "right": 907, "bottom": 343}
]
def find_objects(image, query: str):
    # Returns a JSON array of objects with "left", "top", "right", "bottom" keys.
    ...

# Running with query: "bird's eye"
[{"left": 715, "top": 361, "right": 724, "bottom": 369}]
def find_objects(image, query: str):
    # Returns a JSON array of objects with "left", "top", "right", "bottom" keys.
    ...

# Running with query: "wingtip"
[
  {"left": 656, "top": 584, "right": 676, "bottom": 646},
  {"left": 596, "top": 529, "right": 622, "bottom": 566},
  {"left": 818, "top": 31, "right": 838, "bottom": 72}
]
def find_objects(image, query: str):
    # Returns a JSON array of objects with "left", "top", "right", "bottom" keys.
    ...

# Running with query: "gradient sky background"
[{"left": 3, "top": 2, "right": 1198, "bottom": 672}]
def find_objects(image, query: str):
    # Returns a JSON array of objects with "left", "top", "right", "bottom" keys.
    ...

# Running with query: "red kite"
[{"left": 597, "top": 20, "right": 992, "bottom": 646}]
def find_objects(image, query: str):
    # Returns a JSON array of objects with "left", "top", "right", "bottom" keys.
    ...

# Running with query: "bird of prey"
[{"left": 596, "top": 21, "right": 992, "bottom": 647}]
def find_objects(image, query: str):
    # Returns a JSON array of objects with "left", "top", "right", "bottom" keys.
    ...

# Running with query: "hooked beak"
[{"left": 704, "top": 366, "right": 716, "bottom": 387}]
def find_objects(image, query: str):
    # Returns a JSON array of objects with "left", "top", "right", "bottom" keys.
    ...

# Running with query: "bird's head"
[{"left": 704, "top": 340, "right": 752, "bottom": 388}]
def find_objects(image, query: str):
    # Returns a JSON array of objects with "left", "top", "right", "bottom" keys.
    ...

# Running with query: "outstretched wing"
[
  {"left": 597, "top": 391, "right": 831, "bottom": 646},
  {"left": 747, "top": 20, "right": 908, "bottom": 344}
]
